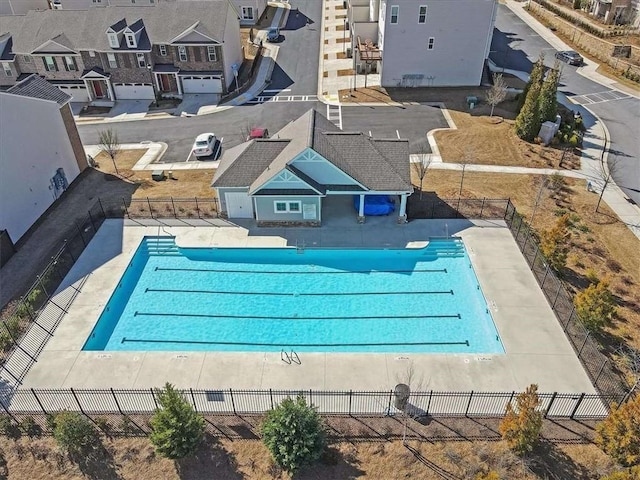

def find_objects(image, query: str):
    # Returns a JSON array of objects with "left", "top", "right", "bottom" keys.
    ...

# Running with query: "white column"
[
  {"left": 399, "top": 194, "right": 407, "bottom": 218},
  {"left": 84, "top": 80, "right": 93, "bottom": 101},
  {"left": 358, "top": 194, "right": 365, "bottom": 217},
  {"left": 106, "top": 79, "right": 115, "bottom": 101},
  {"left": 176, "top": 74, "right": 183, "bottom": 95}
]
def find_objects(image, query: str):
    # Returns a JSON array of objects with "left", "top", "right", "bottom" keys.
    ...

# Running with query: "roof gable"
[
  {"left": 32, "top": 37, "right": 76, "bottom": 54},
  {"left": 6, "top": 74, "right": 70, "bottom": 106},
  {"left": 107, "top": 18, "right": 127, "bottom": 33},
  {"left": 171, "top": 24, "right": 220, "bottom": 44}
]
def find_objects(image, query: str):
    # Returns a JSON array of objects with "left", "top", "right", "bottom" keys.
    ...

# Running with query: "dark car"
[
  {"left": 266, "top": 27, "right": 280, "bottom": 42},
  {"left": 555, "top": 50, "right": 583, "bottom": 66}
]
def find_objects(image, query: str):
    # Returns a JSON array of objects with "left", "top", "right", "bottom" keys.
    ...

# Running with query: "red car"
[{"left": 247, "top": 128, "right": 269, "bottom": 141}]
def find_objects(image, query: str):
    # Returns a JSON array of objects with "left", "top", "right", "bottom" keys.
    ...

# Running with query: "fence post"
[
  {"left": 0, "top": 397, "right": 18, "bottom": 423},
  {"left": 122, "top": 198, "right": 130, "bottom": 218},
  {"left": 147, "top": 197, "right": 153, "bottom": 219},
  {"left": 522, "top": 228, "right": 530, "bottom": 253},
  {"left": 110, "top": 388, "right": 124, "bottom": 415},
  {"left": 150, "top": 388, "right": 158, "bottom": 409},
  {"left": 464, "top": 391, "right": 474, "bottom": 417},
  {"left": 171, "top": 197, "right": 177, "bottom": 218},
  {"left": 386, "top": 389, "right": 393, "bottom": 416},
  {"left": 87, "top": 209, "right": 97, "bottom": 232},
  {"left": 514, "top": 216, "right": 523, "bottom": 242},
  {"left": 479, "top": 198, "right": 486, "bottom": 218},
  {"left": 578, "top": 332, "right": 590, "bottom": 357},
  {"left": 190, "top": 388, "right": 197, "bottom": 412},
  {"left": 541, "top": 263, "right": 550, "bottom": 288},
  {"left": 75, "top": 222, "right": 87, "bottom": 247},
  {"left": 545, "top": 392, "right": 557, "bottom": 418},
  {"left": 98, "top": 198, "right": 106, "bottom": 218},
  {"left": 594, "top": 359, "right": 608, "bottom": 385},
  {"left": 31, "top": 389, "right": 47, "bottom": 415},
  {"left": 230, "top": 388, "right": 236, "bottom": 415},
  {"left": 348, "top": 390, "right": 352, "bottom": 417},
  {"left": 551, "top": 282, "right": 563, "bottom": 309},
  {"left": 570, "top": 393, "right": 585, "bottom": 419},
  {"left": 426, "top": 390, "right": 433, "bottom": 416},
  {"left": 195, "top": 197, "right": 201, "bottom": 218},
  {"left": 70, "top": 388, "right": 86, "bottom": 416},
  {"left": 531, "top": 246, "right": 539, "bottom": 269}
]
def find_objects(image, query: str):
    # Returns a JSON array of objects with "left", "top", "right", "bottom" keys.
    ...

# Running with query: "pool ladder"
[
  {"left": 295, "top": 240, "right": 305, "bottom": 254},
  {"left": 281, "top": 349, "right": 301, "bottom": 365}
]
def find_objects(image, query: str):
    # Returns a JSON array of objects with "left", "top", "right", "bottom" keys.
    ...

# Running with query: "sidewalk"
[{"left": 74, "top": 2, "right": 290, "bottom": 125}]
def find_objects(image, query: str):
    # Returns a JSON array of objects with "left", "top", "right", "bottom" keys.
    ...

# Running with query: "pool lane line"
[
  {"left": 144, "top": 288, "right": 455, "bottom": 296},
  {"left": 154, "top": 267, "right": 448, "bottom": 274},
  {"left": 121, "top": 338, "right": 470, "bottom": 347},
  {"left": 134, "top": 312, "right": 461, "bottom": 320}
]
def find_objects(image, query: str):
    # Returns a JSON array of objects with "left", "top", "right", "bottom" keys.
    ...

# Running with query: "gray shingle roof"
[
  {"left": 6, "top": 74, "right": 70, "bottom": 106},
  {"left": 213, "top": 109, "right": 412, "bottom": 194},
  {"left": 0, "top": 1, "right": 230, "bottom": 54}
]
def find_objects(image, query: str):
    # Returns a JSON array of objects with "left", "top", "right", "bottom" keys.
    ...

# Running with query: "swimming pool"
[{"left": 83, "top": 237, "right": 503, "bottom": 353}]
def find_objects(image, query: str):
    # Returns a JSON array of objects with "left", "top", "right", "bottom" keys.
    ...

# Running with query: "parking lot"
[{"left": 340, "top": 104, "right": 449, "bottom": 153}]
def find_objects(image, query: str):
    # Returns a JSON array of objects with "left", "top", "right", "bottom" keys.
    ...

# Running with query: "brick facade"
[
  {"left": 30, "top": 55, "right": 85, "bottom": 81},
  {"left": 151, "top": 45, "right": 224, "bottom": 72},
  {"left": 80, "top": 51, "right": 154, "bottom": 83}
]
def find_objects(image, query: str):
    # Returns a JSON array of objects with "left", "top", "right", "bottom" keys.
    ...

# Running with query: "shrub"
[
  {"left": 585, "top": 268, "right": 600, "bottom": 284},
  {"left": 499, "top": 384, "right": 543, "bottom": 455},
  {"left": 20, "top": 416, "right": 42, "bottom": 438},
  {"left": 476, "top": 471, "right": 501, "bottom": 480},
  {"left": 574, "top": 279, "right": 617, "bottom": 332},
  {"left": 149, "top": 383, "right": 205, "bottom": 459},
  {"left": 262, "top": 395, "right": 327, "bottom": 473},
  {"left": 0, "top": 416, "right": 20, "bottom": 440},
  {"left": 52, "top": 412, "right": 97, "bottom": 454},
  {"left": 94, "top": 417, "right": 112, "bottom": 436},
  {"left": 540, "top": 214, "right": 571, "bottom": 272},
  {"left": 600, "top": 467, "right": 640, "bottom": 479},
  {"left": 596, "top": 395, "right": 640, "bottom": 467}
]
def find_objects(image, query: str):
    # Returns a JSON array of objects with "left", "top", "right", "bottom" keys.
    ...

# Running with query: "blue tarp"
[{"left": 353, "top": 195, "right": 395, "bottom": 216}]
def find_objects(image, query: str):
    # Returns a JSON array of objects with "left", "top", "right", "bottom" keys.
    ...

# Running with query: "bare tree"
[
  {"left": 411, "top": 148, "right": 432, "bottom": 199},
  {"left": 594, "top": 154, "right": 622, "bottom": 213},
  {"left": 615, "top": 344, "right": 640, "bottom": 403},
  {"left": 458, "top": 150, "right": 473, "bottom": 198},
  {"left": 486, "top": 73, "right": 508, "bottom": 117},
  {"left": 394, "top": 362, "right": 429, "bottom": 445},
  {"left": 529, "top": 176, "right": 550, "bottom": 229},
  {"left": 98, "top": 129, "right": 121, "bottom": 176}
]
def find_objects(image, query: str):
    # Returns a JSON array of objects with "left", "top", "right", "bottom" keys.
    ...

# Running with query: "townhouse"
[
  {"left": 0, "top": 1, "right": 243, "bottom": 102},
  {"left": 348, "top": 0, "right": 498, "bottom": 87}
]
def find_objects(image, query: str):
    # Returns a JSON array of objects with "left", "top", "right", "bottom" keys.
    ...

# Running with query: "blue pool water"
[{"left": 83, "top": 237, "right": 504, "bottom": 353}]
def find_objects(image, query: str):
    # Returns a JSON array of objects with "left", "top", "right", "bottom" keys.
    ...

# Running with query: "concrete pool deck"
[{"left": 19, "top": 218, "right": 596, "bottom": 395}]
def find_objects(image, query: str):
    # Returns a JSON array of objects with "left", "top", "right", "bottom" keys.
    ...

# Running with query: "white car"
[{"left": 192, "top": 133, "right": 218, "bottom": 158}]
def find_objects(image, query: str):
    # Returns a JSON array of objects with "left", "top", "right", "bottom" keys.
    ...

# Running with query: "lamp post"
[
  {"left": 231, "top": 63, "right": 239, "bottom": 94},
  {"left": 343, "top": 18, "right": 346, "bottom": 53},
  {"left": 147, "top": 63, "right": 157, "bottom": 107}
]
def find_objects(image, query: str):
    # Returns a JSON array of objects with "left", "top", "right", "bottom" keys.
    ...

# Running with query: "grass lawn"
[{"left": 93, "top": 150, "right": 217, "bottom": 199}]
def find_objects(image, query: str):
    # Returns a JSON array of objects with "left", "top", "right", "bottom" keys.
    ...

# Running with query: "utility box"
[
  {"left": 466, "top": 96, "right": 478, "bottom": 109},
  {"left": 152, "top": 170, "right": 165, "bottom": 181}
]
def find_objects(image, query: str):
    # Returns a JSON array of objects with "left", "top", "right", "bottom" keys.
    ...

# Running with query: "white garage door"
[
  {"left": 113, "top": 83, "right": 155, "bottom": 100},
  {"left": 182, "top": 76, "right": 223, "bottom": 94},
  {"left": 225, "top": 192, "right": 254, "bottom": 219},
  {"left": 56, "top": 85, "right": 90, "bottom": 103}
]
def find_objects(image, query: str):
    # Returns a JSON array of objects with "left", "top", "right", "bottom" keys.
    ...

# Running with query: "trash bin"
[{"left": 346, "top": 47, "right": 352, "bottom": 58}]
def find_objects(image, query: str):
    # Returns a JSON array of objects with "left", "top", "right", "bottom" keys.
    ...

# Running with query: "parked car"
[
  {"left": 192, "top": 133, "right": 219, "bottom": 159},
  {"left": 247, "top": 128, "right": 269, "bottom": 141},
  {"left": 266, "top": 27, "right": 280, "bottom": 42},
  {"left": 555, "top": 50, "right": 583, "bottom": 66}
]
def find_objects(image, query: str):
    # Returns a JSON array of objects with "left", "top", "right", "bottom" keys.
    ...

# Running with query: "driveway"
[{"left": 341, "top": 104, "right": 449, "bottom": 153}]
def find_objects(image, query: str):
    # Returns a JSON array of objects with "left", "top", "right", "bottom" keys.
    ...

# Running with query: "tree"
[
  {"left": 538, "top": 64, "right": 561, "bottom": 123},
  {"left": 540, "top": 213, "right": 571, "bottom": 272},
  {"left": 98, "top": 128, "right": 121, "bottom": 176},
  {"left": 52, "top": 411, "right": 98, "bottom": 454},
  {"left": 486, "top": 73, "right": 508, "bottom": 117},
  {"left": 595, "top": 154, "right": 622, "bottom": 213},
  {"left": 596, "top": 395, "right": 640, "bottom": 467},
  {"left": 149, "top": 383, "right": 205, "bottom": 459},
  {"left": 411, "top": 151, "right": 432, "bottom": 199},
  {"left": 262, "top": 395, "right": 326, "bottom": 473},
  {"left": 518, "top": 54, "right": 545, "bottom": 112},
  {"left": 499, "top": 384, "right": 543, "bottom": 455},
  {"left": 574, "top": 279, "right": 617, "bottom": 332},
  {"left": 515, "top": 80, "right": 543, "bottom": 141}
]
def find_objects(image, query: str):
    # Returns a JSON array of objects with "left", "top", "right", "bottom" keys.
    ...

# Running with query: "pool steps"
[{"left": 144, "top": 237, "right": 180, "bottom": 256}]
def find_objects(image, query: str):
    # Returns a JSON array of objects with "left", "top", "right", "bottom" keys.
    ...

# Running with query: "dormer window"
[
  {"left": 108, "top": 32, "right": 119, "bottom": 48},
  {"left": 125, "top": 33, "right": 136, "bottom": 48}
]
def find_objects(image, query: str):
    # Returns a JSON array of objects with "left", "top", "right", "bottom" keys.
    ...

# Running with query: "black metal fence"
[
  {"left": 407, "top": 197, "right": 510, "bottom": 220},
  {"left": 503, "top": 201, "right": 630, "bottom": 399},
  {"left": 0, "top": 196, "right": 632, "bottom": 429}
]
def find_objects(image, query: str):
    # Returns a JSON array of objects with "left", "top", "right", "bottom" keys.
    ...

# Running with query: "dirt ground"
[{"left": 94, "top": 150, "right": 217, "bottom": 199}]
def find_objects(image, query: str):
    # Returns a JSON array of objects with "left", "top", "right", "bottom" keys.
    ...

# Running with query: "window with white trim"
[
  {"left": 137, "top": 53, "right": 146, "bottom": 68},
  {"left": 108, "top": 32, "right": 119, "bottom": 48},
  {"left": 390, "top": 5, "right": 399, "bottom": 24},
  {"left": 241, "top": 6, "right": 254, "bottom": 20},
  {"left": 158, "top": 44, "right": 167, "bottom": 56},
  {"left": 418, "top": 5, "right": 427, "bottom": 23},
  {"left": 126, "top": 33, "right": 136, "bottom": 48},
  {"left": 107, "top": 53, "right": 117, "bottom": 68},
  {"left": 63, "top": 56, "right": 77, "bottom": 71},
  {"left": 22, "top": 55, "right": 32, "bottom": 63},
  {"left": 274, "top": 201, "right": 301, "bottom": 213},
  {"left": 207, "top": 46, "right": 216, "bottom": 62},
  {"left": 178, "top": 46, "right": 187, "bottom": 62},
  {"left": 2, "top": 63, "right": 12, "bottom": 77},
  {"left": 43, "top": 56, "right": 57, "bottom": 72},
  {"left": 427, "top": 37, "right": 435, "bottom": 50}
]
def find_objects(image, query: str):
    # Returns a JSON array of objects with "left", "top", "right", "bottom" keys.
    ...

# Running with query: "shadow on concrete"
[{"left": 282, "top": 8, "right": 314, "bottom": 31}]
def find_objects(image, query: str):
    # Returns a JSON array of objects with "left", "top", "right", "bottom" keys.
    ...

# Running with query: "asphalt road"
[{"left": 490, "top": 4, "right": 640, "bottom": 205}]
